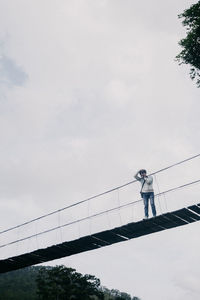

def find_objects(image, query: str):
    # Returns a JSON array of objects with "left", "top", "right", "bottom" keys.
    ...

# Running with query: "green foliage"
[
  {"left": 101, "top": 287, "right": 140, "bottom": 300},
  {"left": 0, "top": 265, "right": 140, "bottom": 300},
  {"left": 36, "top": 265, "right": 104, "bottom": 300},
  {"left": 0, "top": 267, "right": 39, "bottom": 300},
  {"left": 176, "top": 1, "right": 200, "bottom": 87}
]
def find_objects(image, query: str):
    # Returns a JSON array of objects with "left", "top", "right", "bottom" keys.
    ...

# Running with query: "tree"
[
  {"left": 176, "top": 1, "right": 200, "bottom": 87},
  {"left": 0, "top": 266, "right": 141, "bottom": 300},
  {"left": 36, "top": 265, "right": 104, "bottom": 300},
  {"left": 101, "top": 287, "right": 139, "bottom": 300},
  {"left": 0, "top": 267, "right": 38, "bottom": 300}
]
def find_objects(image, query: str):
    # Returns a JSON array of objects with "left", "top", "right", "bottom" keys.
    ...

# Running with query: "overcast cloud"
[{"left": 0, "top": 1, "right": 200, "bottom": 299}]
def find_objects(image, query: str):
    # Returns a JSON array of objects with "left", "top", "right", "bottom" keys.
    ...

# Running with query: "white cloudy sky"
[{"left": 0, "top": 0, "right": 200, "bottom": 299}]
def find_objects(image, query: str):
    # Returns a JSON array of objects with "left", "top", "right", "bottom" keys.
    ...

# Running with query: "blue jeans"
[{"left": 142, "top": 192, "right": 156, "bottom": 218}]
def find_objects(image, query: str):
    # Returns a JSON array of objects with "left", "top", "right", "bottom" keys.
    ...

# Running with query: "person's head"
[{"left": 139, "top": 169, "right": 147, "bottom": 177}]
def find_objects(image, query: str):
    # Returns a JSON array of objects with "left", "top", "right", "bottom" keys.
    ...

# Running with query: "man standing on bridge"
[{"left": 134, "top": 169, "right": 156, "bottom": 219}]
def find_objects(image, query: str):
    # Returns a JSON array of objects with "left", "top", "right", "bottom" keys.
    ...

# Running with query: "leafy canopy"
[
  {"left": 176, "top": 1, "right": 200, "bottom": 87},
  {"left": 0, "top": 265, "right": 140, "bottom": 300},
  {"left": 36, "top": 265, "right": 104, "bottom": 300}
]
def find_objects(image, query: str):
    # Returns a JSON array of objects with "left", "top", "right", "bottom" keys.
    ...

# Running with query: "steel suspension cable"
[
  {"left": 1, "top": 178, "right": 200, "bottom": 249},
  {"left": 0, "top": 153, "right": 200, "bottom": 235}
]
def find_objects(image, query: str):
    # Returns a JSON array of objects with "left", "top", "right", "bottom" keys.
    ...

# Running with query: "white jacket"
[{"left": 134, "top": 172, "right": 154, "bottom": 193}]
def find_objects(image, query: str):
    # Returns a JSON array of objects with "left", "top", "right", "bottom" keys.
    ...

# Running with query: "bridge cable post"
[
  {"left": 26, "top": 238, "right": 30, "bottom": 256},
  {"left": 78, "top": 219, "right": 81, "bottom": 240},
  {"left": 163, "top": 191, "right": 168, "bottom": 212},
  {"left": 154, "top": 174, "right": 163, "bottom": 215},
  {"left": 35, "top": 221, "right": 39, "bottom": 250},
  {"left": 117, "top": 188, "right": 123, "bottom": 226},
  {"left": 88, "top": 199, "right": 92, "bottom": 235},
  {"left": 58, "top": 210, "right": 63, "bottom": 244},
  {"left": 131, "top": 188, "right": 136, "bottom": 222},
  {"left": 16, "top": 226, "right": 20, "bottom": 256},
  {"left": 131, "top": 201, "right": 134, "bottom": 222}
]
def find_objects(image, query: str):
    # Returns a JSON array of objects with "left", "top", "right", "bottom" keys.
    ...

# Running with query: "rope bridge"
[{"left": 0, "top": 154, "right": 200, "bottom": 273}]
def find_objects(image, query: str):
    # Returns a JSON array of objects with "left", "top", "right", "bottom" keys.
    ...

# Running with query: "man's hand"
[{"left": 141, "top": 175, "right": 146, "bottom": 178}]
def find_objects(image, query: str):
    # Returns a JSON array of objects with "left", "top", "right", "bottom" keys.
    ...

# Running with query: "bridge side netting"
[{"left": 0, "top": 155, "right": 200, "bottom": 260}]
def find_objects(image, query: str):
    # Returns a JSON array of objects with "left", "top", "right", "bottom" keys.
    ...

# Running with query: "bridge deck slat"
[
  {"left": 123, "top": 220, "right": 161, "bottom": 238},
  {"left": 149, "top": 215, "right": 174, "bottom": 229},
  {"left": 184, "top": 208, "right": 200, "bottom": 220},
  {"left": 112, "top": 225, "right": 136, "bottom": 238},
  {"left": 93, "top": 230, "right": 127, "bottom": 244},
  {"left": 36, "top": 246, "right": 71, "bottom": 260},
  {"left": 187, "top": 205, "right": 200, "bottom": 215},
  {"left": 30, "top": 251, "right": 51, "bottom": 263},
  {"left": 66, "top": 237, "right": 101, "bottom": 254},
  {"left": 162, "top": 213, "right": 187, "bottom": 225},
  {"left": 172, "top": 208, "right": 199, "bottom": 223}
]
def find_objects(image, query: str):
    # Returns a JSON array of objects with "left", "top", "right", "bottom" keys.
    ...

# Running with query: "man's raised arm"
[{"left": 134, "top": 171, "right": 142, "bottom": 181}]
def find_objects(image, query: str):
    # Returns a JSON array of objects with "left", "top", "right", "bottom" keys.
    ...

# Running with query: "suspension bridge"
[{"left": 0, "top": 154, "right": 200, "bottom": 274}]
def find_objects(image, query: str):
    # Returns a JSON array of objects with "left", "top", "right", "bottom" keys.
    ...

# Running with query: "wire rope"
[
  {"left": 0, "top": 153, "right": 199, "bottom": 235},
  {"left": 1, "top": 178, "right": 200, "bottom": 249}
]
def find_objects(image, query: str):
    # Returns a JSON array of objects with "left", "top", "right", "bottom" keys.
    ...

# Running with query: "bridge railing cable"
[
  {"left": 1, "top": 178, "right": 200, "bottom": 249},
  {"left": 0, "top": 153, "right": 200, "bottom": 235}
]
